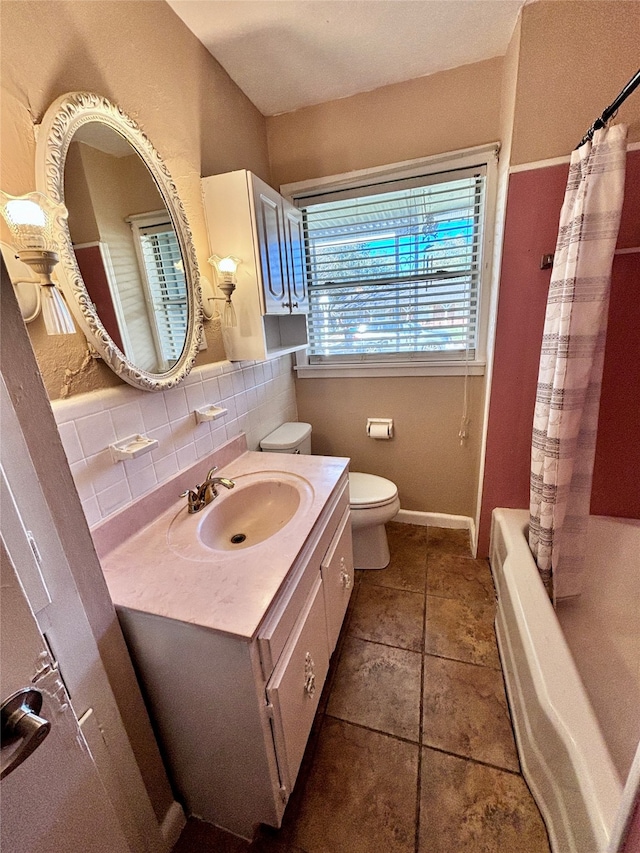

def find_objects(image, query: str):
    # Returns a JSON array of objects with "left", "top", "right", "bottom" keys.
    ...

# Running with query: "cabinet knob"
[
  {"left": 291, "top": 302, "right": 298, "bottom": 309},
  {"left": 282, "top": 301, "right": 290, "bottom": 309},
  {"left": 304, "top": 652, "right": 316, "bottom": 697}
]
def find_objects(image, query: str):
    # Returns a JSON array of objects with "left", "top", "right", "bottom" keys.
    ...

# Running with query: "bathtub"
[{"left": 489, "top": 508, "right": 638, "bottom": 853}]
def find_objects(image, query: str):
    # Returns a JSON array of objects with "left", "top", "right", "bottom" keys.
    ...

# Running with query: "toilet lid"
[{"left": 349, "top": 472, "right": 398, "bottom": 508}]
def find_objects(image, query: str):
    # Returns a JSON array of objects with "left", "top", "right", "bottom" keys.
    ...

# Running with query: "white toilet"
[{"left": 259, "top": 422, "right": 400, "bottom": 570}]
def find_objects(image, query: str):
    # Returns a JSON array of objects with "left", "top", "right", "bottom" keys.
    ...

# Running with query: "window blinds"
[
  {"left": 299, "top": 168, "right": 486, "bottom": 361},
  {"left": 139, "top": 223, "right": 188, "bottom": 364}
]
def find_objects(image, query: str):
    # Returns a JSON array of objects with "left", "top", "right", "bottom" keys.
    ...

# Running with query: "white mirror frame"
[{"left": 35, "top": 91, "right": 203, "bottom": 392}]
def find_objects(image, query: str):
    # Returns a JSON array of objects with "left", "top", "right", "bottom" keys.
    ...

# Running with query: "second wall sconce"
[
  {"left": 0, "top": 190, "right": 76, "bottom": 335},
  {"left": 207, "top": 254, "right": 241, "bottom": 328}
]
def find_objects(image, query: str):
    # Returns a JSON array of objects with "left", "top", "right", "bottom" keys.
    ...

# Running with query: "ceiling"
[{"left": 167, "top": 0, "right": 527, "bottom": 116}]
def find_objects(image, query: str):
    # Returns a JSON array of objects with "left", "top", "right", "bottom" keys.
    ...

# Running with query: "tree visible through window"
[{"left": 299, "top": 169, "right": 486, "bottom": 362}]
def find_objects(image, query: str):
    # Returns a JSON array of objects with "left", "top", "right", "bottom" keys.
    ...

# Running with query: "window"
[
  {"left": 128, "top": 211, "right": 189, "bottom": 370},
  {"left": 288, "top": 147, "right": 497, "bottom": 376}
]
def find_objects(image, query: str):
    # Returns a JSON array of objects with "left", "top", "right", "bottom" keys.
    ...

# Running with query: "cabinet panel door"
[
  {"left": 254, "top": 188, "right": 288, "bottom": 313},
  {"left": 266, "top": 575, "right": 329, "bottom": 793},
  {"left": 283, "top": 204, "right": 308, "bottom": 313},
  {"left": 321, "top": 509, "right": 354, "bottom": 655}
]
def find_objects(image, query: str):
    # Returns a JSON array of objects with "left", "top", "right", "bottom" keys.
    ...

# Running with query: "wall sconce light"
[
  {"left": 0, "top": 190, "right": 76, "bottom": 335},
  {"left": 208, "top": 254, "right": 241, "bottom": 328}
]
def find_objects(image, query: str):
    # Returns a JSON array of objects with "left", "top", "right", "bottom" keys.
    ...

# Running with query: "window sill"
[{"left": 294, "top": 360, "right": 486, "bottom": 379}]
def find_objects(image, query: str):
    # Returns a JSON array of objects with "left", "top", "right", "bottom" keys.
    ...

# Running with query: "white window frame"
[
  {"left": 281, "top": 144, "right": 499, "bottom": 378},
  {"left": 127, "top": 210, "right": 189, "bottom": 371}
]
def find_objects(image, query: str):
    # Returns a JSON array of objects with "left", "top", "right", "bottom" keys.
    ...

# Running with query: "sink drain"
[{"left": 230, "top": 533, "right": 247, "bottom": 545}]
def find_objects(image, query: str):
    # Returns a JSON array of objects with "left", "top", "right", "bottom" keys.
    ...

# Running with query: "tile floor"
[{"left": 173, "top": 522, "right": 551, "bottom": 853}]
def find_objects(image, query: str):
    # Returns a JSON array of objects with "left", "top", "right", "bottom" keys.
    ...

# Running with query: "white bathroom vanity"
[{"left": 99, "top": 446, "right": 353, "bottom": 839}]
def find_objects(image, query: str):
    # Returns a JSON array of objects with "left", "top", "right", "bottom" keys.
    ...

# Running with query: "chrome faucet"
[{"left": 181, "top": 467, "right": 235, "bottom": 513}]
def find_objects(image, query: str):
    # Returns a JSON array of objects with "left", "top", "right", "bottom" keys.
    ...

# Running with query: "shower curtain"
[{"left": 529, "top": 124, "right": 627, "bottom": 601}]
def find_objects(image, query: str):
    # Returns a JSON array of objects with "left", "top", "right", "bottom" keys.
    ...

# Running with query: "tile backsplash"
[{"left": 52, "top": 355, "right": 298, "bottom": 527}]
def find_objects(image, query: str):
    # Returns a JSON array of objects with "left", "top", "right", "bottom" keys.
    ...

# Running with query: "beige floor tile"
[
  {"left": 419, "top": 748, "right": 550, "bottom": 853},
  {"left": 173, "top": 819, "right": 250, "bottom": 852},
  {"left": 367, "top": 522, "right": 428, "bottom": 588},
  {"left": 387, "top": 520, "right": 429, "bottom": 548},
  {"left": 425, "top": 595, "right": 500, "bottom": 669},
  {"left": 422, "top": 655, "right": 519, "bottom": 771},
  {"left": 427, "top": 553, "right": 495, "bottom": 604},
  {"left": 349, "top": 583, "right": 424, "bottom": 651},
  {"left": 292, "top": 717, "right": 418, "bottom": 853},
  {"left": 327, "top": 637, "right": 422, "bottom": 741},
  {"left": 427, "top": 525, "right": 471, "bottom": 556},
  {"left": 359, "top": 527, "right": 428, "bottom": 593}
]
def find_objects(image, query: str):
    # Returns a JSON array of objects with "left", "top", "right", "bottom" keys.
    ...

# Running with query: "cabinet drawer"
[
  {"left": 321, "top": 508, "right": 354, "bottom": 655},
  {"left": 266, "top": 575, "right": 329, "bottom": 793}
]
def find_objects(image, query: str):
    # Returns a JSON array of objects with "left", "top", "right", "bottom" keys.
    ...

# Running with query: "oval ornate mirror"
[{"left": 36, "top": 91, "right": 203, "bottom": 391}]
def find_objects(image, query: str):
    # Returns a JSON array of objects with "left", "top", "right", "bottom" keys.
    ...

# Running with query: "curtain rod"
[{"left": 576, "top": 68, "right": 640, "bottom": 149}]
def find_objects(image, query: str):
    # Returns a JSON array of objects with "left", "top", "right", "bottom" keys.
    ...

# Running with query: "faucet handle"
[
  {"left": 205, "top": 466, "right": 218, "bottom": 480},
  {"left": 180, "top": 488, "right": 201, "bottom": 513}
]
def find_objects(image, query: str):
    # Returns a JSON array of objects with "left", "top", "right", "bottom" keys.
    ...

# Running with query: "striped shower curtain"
[{"left": 529, "top": 124, "right": 627, "bottom": 602}]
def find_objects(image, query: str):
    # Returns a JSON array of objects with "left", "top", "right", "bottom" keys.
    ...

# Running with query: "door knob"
[{"left": 1, "top": 688, "right": 51, "bottom": 780}]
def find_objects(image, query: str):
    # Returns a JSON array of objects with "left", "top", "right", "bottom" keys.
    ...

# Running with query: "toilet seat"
[{"left": 349, "top": 472, "right": 398, "bottom": 509}]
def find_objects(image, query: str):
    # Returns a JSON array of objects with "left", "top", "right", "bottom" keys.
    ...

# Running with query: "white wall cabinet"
[
  {"left": 116, "top": 475, "right": 353, "bottom": 840},
  {"left": 202, "top": 170, "right": 308, "bottom": 362}
]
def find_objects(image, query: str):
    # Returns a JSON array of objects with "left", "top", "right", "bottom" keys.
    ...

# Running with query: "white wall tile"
[
  {"left": 202, "top": 376, "right": 221, "bottom": 403},
  {"left": 141, "top": 393, "right": 169, "bottom": 431},
  {"left": 176, "top": 443, "right": 197, "bottom": 470},
  {"left": 129, "top": 464, "right": 158, "bottom": 500},
  {"left": 165, "top": 386, "right": 189, "bottom": 421},
  {"left": 111, "top": 401, "right": 145, "bottom": 438},
  {"left": 76, "top": 411, "right": 117, "bottom": 458},
  {"left": 52, "top": 355, "right": 297, "bottom": 526},
  {"left": 96, "top": 479, "right": 132, "bottom": 515},
  {"left": 57, "top": 421, "right": 84, "bottom": 465}
]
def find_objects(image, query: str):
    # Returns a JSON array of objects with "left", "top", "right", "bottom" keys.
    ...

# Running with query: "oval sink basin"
[
  {"left": 168, "top": 471, "right": 315, "bottom": 557},
  {"left": 198, "top": 479, "right": 301, "bottom": 551}
]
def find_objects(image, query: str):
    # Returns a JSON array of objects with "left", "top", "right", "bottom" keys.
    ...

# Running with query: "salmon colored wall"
[{"left": 478, "top": 149, "right": 640, "bottom": 556}]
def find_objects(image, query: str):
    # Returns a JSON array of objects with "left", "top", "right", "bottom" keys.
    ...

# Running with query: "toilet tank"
[{"left": 260, "top": 422, "right": 312, "bottom": 454}]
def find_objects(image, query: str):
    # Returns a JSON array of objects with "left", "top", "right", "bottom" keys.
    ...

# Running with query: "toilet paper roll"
[{"left": 368, "top": 421, "right": 392, "bottom": 439}]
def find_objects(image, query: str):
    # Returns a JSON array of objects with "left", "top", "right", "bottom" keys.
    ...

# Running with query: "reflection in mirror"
[
  {"left": 36, "top": 91, "right": 202, "bottom": 391},
  {"left": 64, "top": 123, "right": 189, "bottom": 374}
]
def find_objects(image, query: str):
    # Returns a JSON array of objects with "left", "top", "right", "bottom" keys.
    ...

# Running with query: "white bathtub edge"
[{"left": 490, "top": 508, "right": 622, "bottom": 853}]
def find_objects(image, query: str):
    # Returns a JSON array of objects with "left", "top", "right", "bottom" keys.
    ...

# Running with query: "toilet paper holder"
[{"left": 367, "top": 418, "right": 394, "bottom": 439}]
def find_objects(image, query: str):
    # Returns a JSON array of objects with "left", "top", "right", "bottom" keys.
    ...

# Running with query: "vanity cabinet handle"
[
  {"left": 339, "top": 557, "right": 352, "bottom": 590},
  {"left": 303, "top": 652, "right": 316, "bottom": 697}
]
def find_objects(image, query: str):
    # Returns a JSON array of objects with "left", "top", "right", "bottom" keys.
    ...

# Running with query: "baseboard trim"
[
  {"left": 394, "top": 509, "right": 477, "bottom": 555},
  {"left": 160, "top": 800, "right": 186, "bottom": 850}
]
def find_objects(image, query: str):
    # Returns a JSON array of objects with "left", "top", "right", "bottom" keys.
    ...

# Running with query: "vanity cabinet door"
[
  {"left": 321, "top": 508, "right": 354, "bottom": 655},
  {"left": 266, "top": 575, "right": 329, "bottom": 794}
]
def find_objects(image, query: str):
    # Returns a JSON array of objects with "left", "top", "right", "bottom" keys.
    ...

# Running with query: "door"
[
  {"left": 266, "top": 576, "right": 330, "bottom": 794},
  {"left": 1, "top": 533, "right": 131, "bottom": 853}
]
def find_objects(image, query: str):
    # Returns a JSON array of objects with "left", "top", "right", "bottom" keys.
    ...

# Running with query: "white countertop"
[{"left": 101, "top": 451, "right": 349, "bottom": 640}]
